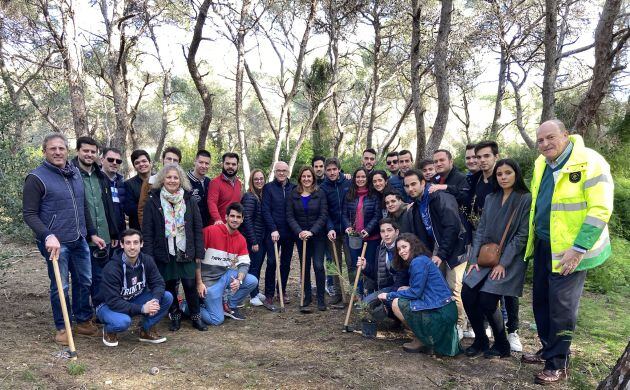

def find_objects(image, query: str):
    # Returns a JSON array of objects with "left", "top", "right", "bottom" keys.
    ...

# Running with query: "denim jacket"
[{"left": 386, "top": 255, "right": 452, "bottom": 311}]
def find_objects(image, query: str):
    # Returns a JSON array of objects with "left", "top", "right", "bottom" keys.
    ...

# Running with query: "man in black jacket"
[
  {"left": 401, "top": 169, "right": 468, "bottom": 334},
  {"left": 187, "top": 149, "right": 212, "bottom": 227},
  {"left": 71, "top": 136, "right": 120, "bottom": 309},
  {"left": 96, "top": 229, "right": 172, "bottom": 347},
  {"left": 431, "top": 149, "right": 470, "bottom": 206},
  {"left": 124, "top": 150, "right": 153, "bottom": 230}
]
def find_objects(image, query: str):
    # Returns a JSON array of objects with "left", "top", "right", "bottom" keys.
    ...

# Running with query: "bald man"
[
  {"left": 521, "top": 120, "right": 613, "bottom": 385},
  {"left": 260, "top": 161, "right": 297, "bottom": 309}
]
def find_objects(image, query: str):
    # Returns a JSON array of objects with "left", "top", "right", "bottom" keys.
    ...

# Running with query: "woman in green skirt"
[
  {"left": 378, "top": 233, "right": 461, "bottom": 356},
  {"left": 142, "top": 164, "right": 206, "bottom": 332}
]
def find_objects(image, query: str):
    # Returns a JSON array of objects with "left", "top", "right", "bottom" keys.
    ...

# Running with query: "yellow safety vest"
[{"left": 525, "top": 134, "right": 614, "bottom": 272}]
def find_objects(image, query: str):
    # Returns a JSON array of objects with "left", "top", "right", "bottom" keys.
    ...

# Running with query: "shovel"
[
  {"left": 331, "top": 242, "right": 346, "bottom": 308},
  {"left": 343, "top": 241, "right": 367, "bottom": 332},
  {"left": 299, "top": 239, "right": 312, "bottom": 313},
  {"left": 273, "top": 241, "right": 285, "bottom": 313},
  {"left": 51, "top": 252, "right": 77, "bottom": 360}
]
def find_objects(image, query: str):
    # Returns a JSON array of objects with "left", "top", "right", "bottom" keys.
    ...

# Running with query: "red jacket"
[{"left": 207, "top": 174, "right": 242, "bottom": 223}]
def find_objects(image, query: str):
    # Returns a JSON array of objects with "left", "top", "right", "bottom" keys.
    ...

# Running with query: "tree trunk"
[
  {"left": 572, "top": 0, "right": 627, "bottom": 137},
  {"left": 508, "top": 70, "right": 536, "bottom": 149},
  {"left": 425, "top": 0, "right": 453, "bottom": 155},
  {"left": 187, "top": 0, "right": 214, "bottom": 151},
  {"left": 235, "top": 0, "right": 252, "bottom": 186},
  {"left": 489, "top": 45, "right": 508, "bottom": 138},
  {"left": 0, "top": 30, "right": 24, "bottom": 147},
  {"left": 410, "top": 0, "right": 426, "bottom": 159},
  {"left": 597, "top": 340, "right": 630, "bottom": 390},
  {"left": 154, "top": 70, "right": 171, "bottom": 161},
  {"left": 366, "top": 1, "right": 382, "bottom": 150},
  {"left": 541, "top": 0, "right": 558, "bottom": 122}
]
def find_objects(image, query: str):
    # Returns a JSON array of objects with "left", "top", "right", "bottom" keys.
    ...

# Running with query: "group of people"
[{"left": 23, "top": 119, "right": 613, "bottom": 386}]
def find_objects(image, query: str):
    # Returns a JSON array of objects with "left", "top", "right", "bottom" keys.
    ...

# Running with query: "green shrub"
[{"left": 585, "top": 236, "right": 630, "bottom": 294}]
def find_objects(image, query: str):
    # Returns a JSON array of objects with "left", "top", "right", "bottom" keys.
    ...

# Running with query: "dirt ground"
[{"left": 0, "top": 241, "right": 568, "bottom": 390}]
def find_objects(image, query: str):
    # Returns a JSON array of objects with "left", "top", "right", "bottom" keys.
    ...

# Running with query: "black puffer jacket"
[
  {"left": 342, "top": 194, "right": 382, "bottom": 236},
  {"left": 286, "top": 188, "right": 328, "bottom": 237},
  {"left": 142, "top": 189, "right": 204, "bottom": 263},
  {"left": 240, "top": 192, "right": 266, "bottom": 246}
]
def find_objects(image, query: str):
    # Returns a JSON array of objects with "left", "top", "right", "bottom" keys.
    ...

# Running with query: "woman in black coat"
[
  {"left": 240, "top": 169, "right": 268, "bottom": 308},
  {"left": 142, "top": 164, "right": 206, "bottom": 332},
  {"left": 286, "top": 166, "right": 329, "bottom": 311}
]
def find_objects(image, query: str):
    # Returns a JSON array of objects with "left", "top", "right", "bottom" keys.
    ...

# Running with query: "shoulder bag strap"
[{"left": 497, "top": 197, "right": 521, "bottom": 252}]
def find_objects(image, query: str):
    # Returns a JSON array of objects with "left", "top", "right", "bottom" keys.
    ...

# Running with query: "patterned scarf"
[
  {"left": 160, "top": 187, "right": 186, "bottom": 256},
  {"left": 418, "top": 183, "right": 434, "bottom": 239}
]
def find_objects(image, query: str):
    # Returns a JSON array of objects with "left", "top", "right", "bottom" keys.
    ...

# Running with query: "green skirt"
[
  {"left": 399, "top": 299, "right": 462, "bottom": 357},
  {"left": 157, "top": 255, "right": 196, "bottom": 281}
]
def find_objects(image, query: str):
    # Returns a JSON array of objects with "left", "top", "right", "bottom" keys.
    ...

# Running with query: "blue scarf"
[{"left": 418, "top": 184, "right": 434, "bottom": 239}]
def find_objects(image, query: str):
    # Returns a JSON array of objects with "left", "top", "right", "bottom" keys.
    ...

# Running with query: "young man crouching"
[{"left": 96, "top": 229, "right": 172, "bottom": 347}]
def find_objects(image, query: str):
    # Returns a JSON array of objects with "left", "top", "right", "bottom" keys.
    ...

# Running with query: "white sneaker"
[
  {"left": 257, "top": 293, "right": 266, "bottom": 301},
  {"left": 462, "top": 328, "right": 475, "bottom": 339},
  {"left": 507, "top": 332, "right": 523, "bottom": 352},
  {"left": 457, "top": 325, "right": 464, "bottom": 341},
  {"left": 486, "top": 326, "right": 493, "bottom": 338},
  {"left": 250, "top": 296, "right": 264, "bottom": 307}
]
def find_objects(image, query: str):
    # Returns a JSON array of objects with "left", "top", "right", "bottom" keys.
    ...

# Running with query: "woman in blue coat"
[
  {"left": 343, "top": 167, "right": 382, "bottom": 296},
  {"left": 378, "top": 233, "right": 461, "bottom": 356},
  {"left": 286, "top": 166, "right": 329, "bottom": 311}
]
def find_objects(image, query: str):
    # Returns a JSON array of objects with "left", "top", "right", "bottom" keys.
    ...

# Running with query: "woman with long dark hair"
[
  {"left": 142, "top": 164, "right": 207, "bottom": 332},
  {"left": 286, "top": 166, "right": 329, "bottom": 311},
  {"left": 370, "top": 170, "right": 394, "bottom": 218},
  {"left": 462, "top": 158, "right": 531, "bottom": 358},
  {"left": 240, "top": 169, "right": 268, "bottom": 308},
  {"left": 378, "top": 233, "right": 461, "bottom": 356},
  {"left": 342, "top": 167, "right": 382, "bottom": 295}
]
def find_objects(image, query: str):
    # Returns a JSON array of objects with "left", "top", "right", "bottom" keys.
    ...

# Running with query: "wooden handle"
[
  {"left": 343, "top": 242, "right": 367, "bottom": 327},
  {"left": 274, "top": 242, "right": 284, "bottom": 309},
  {"left": 51, "top": 254, "right": 77, "bottom": 359},
  {"left": 300, "top": 239, "right": 307, "bottom": 307},
  {"left": 331, "top": 242, "right": 346, "bottom": 301}
]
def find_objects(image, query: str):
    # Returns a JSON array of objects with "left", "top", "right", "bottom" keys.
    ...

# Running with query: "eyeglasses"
[
  {"left": 386, "top": 160, "right": 398, "bottom": 165},
  {"left": 253, "top": 178, "right": 265, "bottom": 182},
  {"left": 106, "top": 157, "right": 123, "bottom": 164}
]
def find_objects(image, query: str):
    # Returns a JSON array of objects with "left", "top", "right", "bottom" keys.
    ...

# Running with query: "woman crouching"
[{"left": 378, "top": 233, "right": 461, "bottom": 356}]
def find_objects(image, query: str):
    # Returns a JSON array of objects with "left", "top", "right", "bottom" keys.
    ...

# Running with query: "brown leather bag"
[{"left": 477, "top": 208, "right": 517, "bottom": 268}]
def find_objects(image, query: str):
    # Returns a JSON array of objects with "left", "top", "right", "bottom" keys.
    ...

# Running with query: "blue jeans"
[
  {"left": 37, "top": 238, "right": 93, "bottom": 329},
  {"left": 200, "top": 270, "right": 258, "bottom": 325},
  {"left": 247, "top": 241, "right": 266, "bottom": 298},
  {"left": 96, "top": 291, "right": 173, "bottom": 333},
  {"left": 344, "top": 238, "right": 379, "bottom": 296}
]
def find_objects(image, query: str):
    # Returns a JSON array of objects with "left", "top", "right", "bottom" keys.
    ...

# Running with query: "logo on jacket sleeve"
[{"left": 569, "top": 172, "right": 581, "bottom": 183}]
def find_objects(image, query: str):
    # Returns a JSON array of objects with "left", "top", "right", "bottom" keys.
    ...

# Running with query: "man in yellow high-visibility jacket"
[{"left": 521, "top": 119, "right": 613, "bottom": 385}]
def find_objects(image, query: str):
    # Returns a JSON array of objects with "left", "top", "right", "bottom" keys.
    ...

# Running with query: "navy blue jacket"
[
  {"left": 320, "top": 175, "right": 351, "bottom": 234},
  {"left": 261, "top": 179, "right": 296, "bottom": 239},
  {"left": 401, "top": 190, "right": 466, "bottom": 269},
  {"left": 240, "top": 192, "right": 266, "bottom": 246},
  {"left": 106, "top": 172, "right": 127, "bottom": 234},
  {"left": 342, "top": 193, "right": 382, "bottom": 236},
  {"left": 286, "top": 188, "right": 328, "bottom": 237},
  {"left": 187, "top": 170, "right": 212, "bottom": 227},
  {"left": 96, "top": 250, "right": 166, "bottom": 315},
  {"left": 386, "top": 255, "right": 453, "bottom": 311},
  {"left": 23, "top": 160, "right": 96, "bottom": 243},
  {"left": 387, "top": 174, "right": 410, "bottom": 203}
]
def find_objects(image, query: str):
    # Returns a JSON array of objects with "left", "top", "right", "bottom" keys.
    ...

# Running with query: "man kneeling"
[
  {"left": 197, "top": 202, "right": 258, "bottom": 325},
  {"left": 96, "top": 229, "right": 172, "bottom": 347}
]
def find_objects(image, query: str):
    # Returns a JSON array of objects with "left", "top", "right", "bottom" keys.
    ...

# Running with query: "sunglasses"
[
  {"left": 106, "top": 157, "right": 123, "bottom": 164},
  {"left": 386, "top": 160, "right": 398, "bottom": 165}
]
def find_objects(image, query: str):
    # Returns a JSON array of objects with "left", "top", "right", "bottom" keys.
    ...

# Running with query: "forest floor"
[{"left": 0, "top": 240, "right": 627, "bottom": 390}]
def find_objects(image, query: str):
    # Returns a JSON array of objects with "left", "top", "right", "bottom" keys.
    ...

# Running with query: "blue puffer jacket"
[
  {"left": 320, "top": 175, "right": 351, "bottom": 234},
  {"left": 240, "top": 191, "right": 266, "bottom": 246},
  {"left": 342, "top": 193, "right": 382, "bottom": 236},
  {"left": 261, "top": 178, "right": 296, "bottom": 239}
]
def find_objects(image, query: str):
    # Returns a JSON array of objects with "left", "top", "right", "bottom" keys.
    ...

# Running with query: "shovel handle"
[
  {"left": 330, "top": 241, "right": 346, "bottom": 302},
  {"left": 51, "top": 253, "right": 77, "bottom": 359},
  {"left": 300, "top": 239, "right": 307, "bottom": 307},
  {"left": 343, "top": 242, "right": 367, "bottom": 328},
  {"left": 274, "top": 241, "right": 284, "bottom": 310}
]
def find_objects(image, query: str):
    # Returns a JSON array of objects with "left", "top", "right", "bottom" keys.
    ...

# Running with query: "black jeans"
[
  {"left": 165, "top": 278, "right": 200, "bottom": 316},
  {"left": 462, "top": 283, "right": 510, "bottom": 352},
  {"left": 264, "top": 236, "right": 295, "bottom": 298},
  {"left": 533, "top": 239, "right": 586, "bottom": 370},
  {"left": 247, "top": 241, "right": 266, "bottom": 298},
  {"left": 296, "top": 236, "right": 326, "bottom": 305}
]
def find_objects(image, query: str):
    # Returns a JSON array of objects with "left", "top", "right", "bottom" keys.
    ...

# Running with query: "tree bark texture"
[
  {"left": 235, "top": 0, "right": 252, "bottom": 186},
  {"left": 410, "top": 0, "right": 426, "bottom": 160},
  {"left": 541, "top": 0, "right": 558, "bottom": 123},
  {"left": 597, "top": 340, "right": 630, "bottom": 390}
]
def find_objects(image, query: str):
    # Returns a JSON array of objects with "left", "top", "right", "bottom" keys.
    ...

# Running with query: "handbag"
[{"left": 477, "top": 207, "right": 518, "bottom": 268}]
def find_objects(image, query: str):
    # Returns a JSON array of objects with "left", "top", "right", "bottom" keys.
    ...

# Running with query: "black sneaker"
[{"left": 225, "top": 307, "right": 246, "bottom": 321}]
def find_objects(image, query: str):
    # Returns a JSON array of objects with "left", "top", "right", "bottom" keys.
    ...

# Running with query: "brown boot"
[
  {"left": 534, "top": 369, "right": 569, "bottom": 385},
  {"left": 138, "top": 327, "right": 167, "bottom": 344},
  {"left": 54, "top": 329, "right": 69, "bottom": 346},
  {"left": 76, "top": 320, "right": 98, "bottom": 336},
  {"left": 402, "top": 337, "right": 424, "bottom": 353}
]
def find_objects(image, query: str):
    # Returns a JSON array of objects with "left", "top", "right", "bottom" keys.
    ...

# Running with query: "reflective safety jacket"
[{"left": 525, "top": 134, "right": 614, "bottom": 272}]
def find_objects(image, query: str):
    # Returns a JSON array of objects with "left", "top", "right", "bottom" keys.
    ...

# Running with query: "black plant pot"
[{"left": 361, "top": 320, "right": 377, "bottom": 339}]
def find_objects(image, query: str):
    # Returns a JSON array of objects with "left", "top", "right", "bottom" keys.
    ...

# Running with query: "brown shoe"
[
  {"left": 138, "top": 327, "right": 166, "bottom": 344},
  {"left": 534, "top": 369, "right": 569, "bottom": 385},
  {"left": 54, "top": 329, "right": 69, "bottom": 346},
  {"left": 76, "top": 320, "right": 99, "bottom": 336},
  {"left": 402, "top": 337, "right": 430, "bottom": 353},
  {"left": 102, "top": 329, "right": 118, "bottom": 347},
  {"left": 521, "top": 351, "right": 545, "bottom": 364}
]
